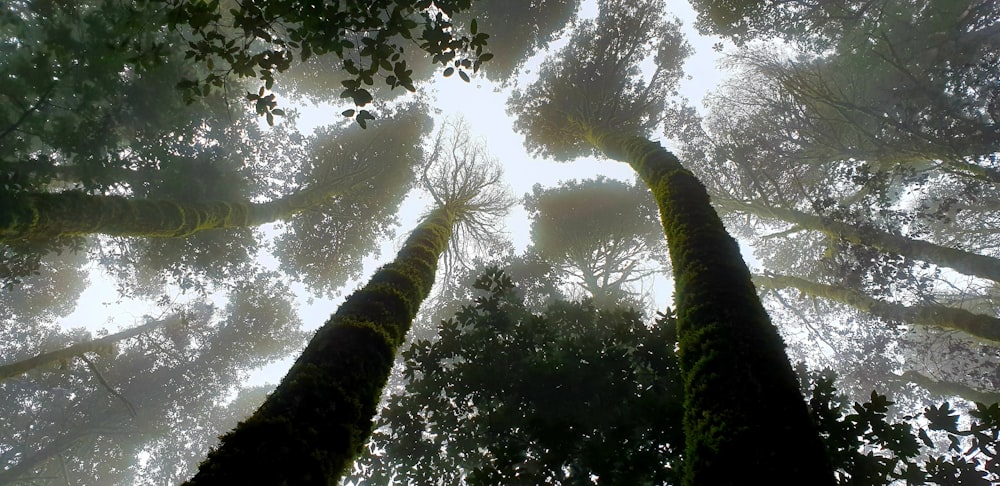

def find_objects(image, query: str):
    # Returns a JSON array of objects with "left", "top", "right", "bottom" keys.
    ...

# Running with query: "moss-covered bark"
[
  {"left": 184, "top": 205, "right": 454, "bottom": 485},
  {"left": 715, "top": 197, "right": 1000, "bottom": 284},
  {"left": 0, "top": 180, "right": 357, "bottom": 242},
  {"left": 584, "top": 127, "right": 834, "bottom": 485},
  {"left": 754, "top": 273, "right": 1000, "bottom": 343}
]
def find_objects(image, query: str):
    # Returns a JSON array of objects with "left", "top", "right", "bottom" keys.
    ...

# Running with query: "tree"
[
  {"left": 0, "top": 317, "right": 165, "bottom": 381},
  {"left": 0, "top": 150, "right": 376, "bottom": 243},
  {"left": 508, "top": 0, "right": 833, "bottom": 482},
  {"left": 185, "top": 122, "right": 511, "bottom": 484},
  {"left": 0, "top": 272, "right": 307, "bottom": 484},
  {"left": 524, "top": 177, "right": 668, "bottom": 307},
  {"left": 754, "top": 272, "right": 1000, "bottom": 343},
  {"left": 713, "top": 196, "right": 1000, "bottom": 285},
  {"left": 454, "top": 0, "right": 581, "bottom": 83},
  {"left": 359, "top": 269, "right": 685, "bottom": 485}
]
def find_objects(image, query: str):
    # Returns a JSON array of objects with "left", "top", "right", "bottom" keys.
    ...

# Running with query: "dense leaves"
[
  {"left": 156, "top": 0, "right": 491, "bottom": 124},
  {"left": 508, "top": 0, "right": 692, "bottom": 160},
  {"left": 524, "top": 177, "right": 668, "bottom": 307},
  {"left": 805, "top": 369, "right": 1000, "bottom": 485},
  {"left": 359, "top": 269, "right": 686, "bottom": 485}
]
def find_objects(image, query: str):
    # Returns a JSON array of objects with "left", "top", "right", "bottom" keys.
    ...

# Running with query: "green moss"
[
  {"left": 185, "top": 206, "right": 455, "bottom": 485},
  {"left": 585, "top": 127, "right": 834, "bottom": 485},
  {"left": 0, "top": 191, "right": 261, "bottom": 242}
]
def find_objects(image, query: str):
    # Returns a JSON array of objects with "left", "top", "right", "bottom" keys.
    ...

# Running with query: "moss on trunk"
[
  {"left": 585, "top": 127, "right": 834, "bottom": 485},
  {"left": 0, "top": 172, "right": 363, "bottom": 242},
  {"left": 185, "top": 206, "right": 455, "bottom": 485}
]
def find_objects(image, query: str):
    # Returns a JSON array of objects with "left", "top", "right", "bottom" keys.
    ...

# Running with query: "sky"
[{"left": 55, "top": 0, "right": 732, "bottom": 387}]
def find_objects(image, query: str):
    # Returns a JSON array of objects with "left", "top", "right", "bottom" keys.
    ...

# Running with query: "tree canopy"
[{"left": 3, "top": 0, "right": 1000, "bottom": 483}]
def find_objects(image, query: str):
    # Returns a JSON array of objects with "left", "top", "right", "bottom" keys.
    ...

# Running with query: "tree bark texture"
[
  {"left": 0, "top": 176, "right": 360, "bottom": 242},
  {"left": 185, "top": 205, "right": 455, "bottom": 485},
  {"left": 584, "top": 127, "right": 834, "bottom": 485}
]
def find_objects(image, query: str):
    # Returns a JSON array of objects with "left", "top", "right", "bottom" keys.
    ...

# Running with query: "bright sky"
[{"left": 57, "top": 0, "right": 731, "bottom": 387}]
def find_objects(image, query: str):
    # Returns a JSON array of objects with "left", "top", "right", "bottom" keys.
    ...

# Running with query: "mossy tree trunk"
[
  {"left": 0, "top": 173, "right": 363, "bottom": 243},
  {"left": 584, "top": 127, "right": 834, "bottom": 485},
  {"left": 754, "top": 272, "right": 1000, "bottom": 343},
  {"left": 185, "top": 205, "right": 455, "bottom": 485},
  {"left": 715, "top": 197, "right": 1000, "bottom": 284}
]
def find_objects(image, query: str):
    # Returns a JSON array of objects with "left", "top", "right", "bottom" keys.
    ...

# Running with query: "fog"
[{"left": 2, "top": 0, "right": 999, "bottom": 484}]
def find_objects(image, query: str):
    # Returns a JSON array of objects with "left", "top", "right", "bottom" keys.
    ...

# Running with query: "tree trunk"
[
  {"left": 754, "top": 272, "right": 1000, "bottom": 343},
  {"left": 0, "top": 166, "right": 369, "bottom": 243},
  {"left": 896, "top": 370, "right": 1000, "bottom": 405},
  {"left": 0, "top": 318, "right": 165, "bottom": 381},
  {"left": 584, "top": 127, "right": 834, "bottom": 485},
  {"left": 185, "top": 205, "right": 455, "bottom": 485},
  {"left": 715, "top": 197, "right": 1000, "bottom": 284}
]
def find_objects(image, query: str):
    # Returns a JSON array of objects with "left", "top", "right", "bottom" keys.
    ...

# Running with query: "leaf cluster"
[
  {"left": 806, "top": 370, "right": 1000, "bottom": 484},
  {"left": 508, "top": 0, "right": 691, "bottom": 160},
  {"left": 155, "top": 0, "right": 491, "bottom": 125},
  {"left": 359, "top": 268, "right": 685, "bottom": 485}
]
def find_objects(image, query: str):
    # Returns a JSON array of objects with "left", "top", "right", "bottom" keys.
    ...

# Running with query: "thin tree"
[
  {"left": 714, "top": 196, "right": 1000, "bottom": 285},
  {"left": 755, "top": 272, "right": 1000, "bottom": 343},
  {"left": 185, "top": 122, "right": 511, "bottom": 485},
  {"left": 508, "top": 0, "right": 833, "bottom": 482},
  {"left": 0, "top": 316, "right": 168, "bottom": 381}
]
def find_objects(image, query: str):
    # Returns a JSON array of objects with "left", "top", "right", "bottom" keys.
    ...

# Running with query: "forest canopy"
[{"left": 2, "top": 0, "right": 999, "bottom": 484}]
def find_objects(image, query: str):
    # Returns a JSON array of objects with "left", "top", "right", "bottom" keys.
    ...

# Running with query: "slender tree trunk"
[
  {"left": 185, "top": 205, "right": 455, "bottom": 485},
  {"left": 896, "top": 370, "right": 1000, "bottom": 405},
  {"left": 0, "top": 428, "right": 97, "bottom": 484},
  {"left": 583, "top": 127, "right": 834, "bottom": 484},
  {"left": 0, "top": 167, "right": 368, "bottom": 243},
  {"left": 754, "top": 272, "right": 1000, "bottom": 343},
  {"left": 715, "top": 197, "right": 1000, "bottom": 284},
  {"left": 0, "top": 318, "right": 165, "bottom": 381}
]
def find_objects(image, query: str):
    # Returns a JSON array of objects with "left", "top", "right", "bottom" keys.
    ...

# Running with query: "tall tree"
[
  {"left": 274, "top": 106, "right": 434, "bottom": 296},
  {"left": 755, "top": 272, "right": 1000, "bottom": 343},
  {"left": 713, "top": 196, "right": 1000, "bottom": 285},
  {"left": 186, "top": 123, "right": 511, "bottom": 484},
  {"left": 359, "top": 269, "right": 685, "bottom": 485},
  {"left": 0, "top": 272, "right": 307, "bottom": 485},
  {"left": 524, "top": 177, "right": 668, "bottom": 307},
  {"left": 508, "top": 0, "right": 833, "bottom": 482}
]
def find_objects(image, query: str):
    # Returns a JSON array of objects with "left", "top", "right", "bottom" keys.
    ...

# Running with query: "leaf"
[
  {"left": 443, "top": 67, "right": 454, "bottom": 77},
  {"left": 342, "top": 109, "right": 356, "bottom": 117},
  {"left": 459, "top": 70, "right": 470, "bottom": 83},
  {"left": 351, "top": 88, "right": 373, "bottom": 106},
  {"left": 919, "top": 428, "right": 934, "bottom": 448},
  {"left": 470, "top": 19, "right": 478, "bottom": 35}
]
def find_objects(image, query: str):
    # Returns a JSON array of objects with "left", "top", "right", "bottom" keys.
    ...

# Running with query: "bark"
[
  {"left": 0, "top": 318, "right": 164, "bottom": 381},
  {"left": 0, "top": 167, "right": 368, "bottom": 243},
  {"left": 185, "top": 205, "right": 455, "bottom": 485},
  {"left": 584, "top": 127, "right": 834, "bottom": 485},
  {"left": 715, "top": 197, "right": 1000, "bottom": 284},
  {"left": 754, "top": 273, "right": 1000, "bottom": 343}
]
